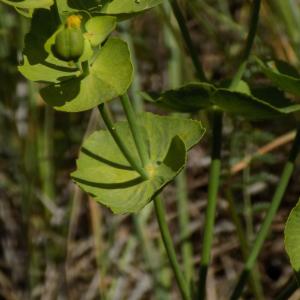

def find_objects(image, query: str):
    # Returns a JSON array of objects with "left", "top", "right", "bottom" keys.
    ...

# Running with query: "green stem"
[
  {"left": 198, "top": 110, "right": 223, "bottom": 300},
  {"left": 133, "top": 214, "right": 168, "bottom": 299},
  {"left": 230, "top": 129, "right": 300, "bottom": 300},
  {"left": 226, "top": 188, "right": 264, "bottom": 299},
  {"left": 230, "top": 0, "right": 261, "bottom": 89},
  {"left": 112, "top": 90, "right": 184, "bottom": 298},
  {"left": 176, "top": 170, "right": 193, "bottom": 287},
  {"left": 168, "top": 0, "right": 206, "bottom": 81},
  {"left": 154, "top": 196, "right": 191, "bottom": 300},
  {"left": 98, "top": 104, "right": 148, "bottom": 179},
  {"left": 271, "top": 0, "right": 300, "bottom": 61},
  {"left": 164, "top": 3, "right": 193, "bottom": 289},
  {"left": 120, "top": 94, "right": 149, "bottom": 167},
  {"left": 121, "top": 22, "right": 144, "bottom": 113},
  {"left": 243, "top": 166, "right": 254, "bottom": 242},
  {"left": 39, "top": 106, "right": 55, "bottom": 201}
]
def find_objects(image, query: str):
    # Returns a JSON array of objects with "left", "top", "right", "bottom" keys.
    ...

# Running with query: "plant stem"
[
  {"left": 133, "top": 213, "right": 169, "bottom": 300},
  {"left": 121, "top": 23, "right": 168, "bottom": 298},
  {"left": 243, "top": 166, "right": 254, "bottom": 242},
  {"left": 230, "top": 0, "right": 261, "bottom": 89},
  {"left": 168, "top": 0, "right": 206, "bottom": 81},
  {"left": 271, "top": 0, "right": 300, "bottom": 61},
  {"left": 198, "top": 110, "right": 223, "bottom": 299},
  {"left": 120, "top": 92, "right": 189, "bottom": 299},
  {"left": 176, "top": 171, "right": 193, "bottom": 287},
  {"left": 226, "top": 188, "right": 264, "bottom": 300},
  {"left": 154, "top": 196, "right": 191, "bottom": 300},
  {"left": 121, "top": 21, "right": 144, "bottom": 113},
  {"left": 164, "top": 4, "right": 193, "bottom": 288},
  {"left": 98, "top": 104, "right": 148, "bottom": 179},
  {"left": 40, "top": 106, "right": 55, "bottom": 201},
  {"left": 120, "top": 94, "right": 149, "bottom": 167},
  {"left": 230, "top": 129, "right": 300, "bottom": 300}
]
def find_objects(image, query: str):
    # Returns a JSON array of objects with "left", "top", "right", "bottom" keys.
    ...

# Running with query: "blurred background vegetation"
[{"left": 0, "top": 0, "right": 300, "bottom": 299}]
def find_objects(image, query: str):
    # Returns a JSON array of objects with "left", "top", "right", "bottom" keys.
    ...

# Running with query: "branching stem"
[
  {"left": 120, "top": 94, "right": 149, "bottom": 167},
  {"left": 98, "top": 104, "right": 148, "bottom": 179}
]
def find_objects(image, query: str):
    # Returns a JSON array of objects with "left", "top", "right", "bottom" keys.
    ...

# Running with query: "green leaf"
[
  {"left": 284, "top": 199, "right": 300, "bottom": 281},
  {"left": 18, "top": 56, "right": 79, "bottom": 83},
  {"left": 100, "top": 0, "right": 163, "bottom": 15},
  {"left": 19, "top": 10, "right": 128, "bottom": 112},
  {"left": 85, "top": 16, "right": 117, "bottom": 47},
  {"left": 0, "top": 0, "right": 53, "bottom": 9},
  {"left": 142, "top": 82, "right": 215, "bottom": 113},
  {"left": 145, "top": 82, "right": 300, "bottom": 120},
  {"left": 18, "top": 8, "right": 81, "bottom": 82},
  {"left": 40, "top": 37, "right": 133, "bottom": 112},
  {"left": 64, "top": 0, "right": 163, "bottom": 17},
  {"left": 213, "top": 89, "right": 300, "bottom": 119},
  {"left": 235, "top": 80, "right": 251, "bottom": 95},
  {"left": 257, "top": 58, "right": 300, "bottom": 97},
  {"left": 22, "top": 8, "right": 60, "bottom": 65},
  {"left": 72, "top": 112, "right": 205, "bottom": 214}
]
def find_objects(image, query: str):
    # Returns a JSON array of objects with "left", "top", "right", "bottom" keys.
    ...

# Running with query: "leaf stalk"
[{"left": 98, "top": 103, "right": 148, "bottom": 179}]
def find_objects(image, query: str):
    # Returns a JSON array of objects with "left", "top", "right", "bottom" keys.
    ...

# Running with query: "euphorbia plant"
[
  {"left": 2, "top": 0, "right": 300, "bottom": 299},
  {"left": 7, "top": 0, "right": 205, "bottom": 299}
]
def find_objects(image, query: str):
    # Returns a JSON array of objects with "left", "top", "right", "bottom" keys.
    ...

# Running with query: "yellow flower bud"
[{"left": 67, "top": 15, "right": 82, "bottom": 29}]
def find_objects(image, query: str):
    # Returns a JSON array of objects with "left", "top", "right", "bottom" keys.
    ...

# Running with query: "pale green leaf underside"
[
  {"left": 18, "top": 56, "right": 79, "bottom": 83},
  {"left": 40, "top": 37, "right": 133, "bottom": 112},
  {"left": 285, "top": 199, "right": 300, "bottom": 274},
  {"left": 72, "top": 112, "right": 205, "bottom": 214},
  {"left": 85, "top": 16, "right": 117, "bottom": 47},
  {"left": 0, "top": 0, "right": 53, "bottom": 9},
  {"left": 100, "top": 0, "right": 163, "bottom": 14}
]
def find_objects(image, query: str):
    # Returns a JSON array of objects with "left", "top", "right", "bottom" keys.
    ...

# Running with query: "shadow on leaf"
[
  {"left": 81, "top": 147, "right": 133, "bottom": 170},
  {"left": 71, "top": 175, "right": 145, "bottom": 189},
  {"left": 23, "top": 8, "right": 60, "bottom": 65},
  {"left": 40, "top": 77, "right": 81, "bottom": 107}
]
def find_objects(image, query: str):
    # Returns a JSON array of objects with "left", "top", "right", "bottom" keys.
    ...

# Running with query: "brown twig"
[{"left": 230, "top": 130, "right": 296, "bottom": 175}]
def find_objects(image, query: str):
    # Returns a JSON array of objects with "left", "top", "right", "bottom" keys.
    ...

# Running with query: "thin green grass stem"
[
  {"left": 98, "top": 104, "right": 148, "bottom": 179},
  {"left": 230, "top": 129, "right": 300, "bottom": 300},
  {"left": 230, "top": 0, "right": 261, "bottom": 89},
  {"left": 154, "top": 196, "right": 191, "bottom": 300},
  {"left": 271, "top": 0, "right": 300, "bottom": 61},
  {"left": 163, "top": 4, "right": 193, "bottom": 289},
  {"left": 168, "top": 0, "right": 206, "bottom": 81},
  {"left": 198, "top": 110, "right": 223, "bottom": 299},
  {"left": 226, "top": 188, "right": 264, "bottom": 299}
]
